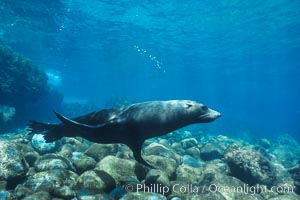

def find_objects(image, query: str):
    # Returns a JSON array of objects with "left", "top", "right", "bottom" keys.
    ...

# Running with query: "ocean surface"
[{"left": 1, "top": 0, "right": 300, "bottom": 140}]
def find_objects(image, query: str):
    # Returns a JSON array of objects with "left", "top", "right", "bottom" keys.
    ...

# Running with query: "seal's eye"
[
  {"left": 185, "top": 103, "right": 193, "bottom": 109},
  {"left": 202, "top": 105, "right": 208, "bottom": 111}
]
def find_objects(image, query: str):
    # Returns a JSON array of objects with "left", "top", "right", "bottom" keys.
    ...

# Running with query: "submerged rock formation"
[
  {"left": 0, "top": 45, "right": 63, "bottom": 131},
  {"left": 224, "top": 146, "right": 293, "bottom": 188},
  {"left": 0, "top": 141, "right": 29, "bottom": 189},
  {"left": 0, "top": 45, "right": 49, "bottom": 106}
]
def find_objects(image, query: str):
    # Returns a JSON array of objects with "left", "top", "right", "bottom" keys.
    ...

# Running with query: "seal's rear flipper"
[
  {"left": 27, "top": 121, "right": 62, "bottom": 142},
  {"left": 27, "top": 121, "right": 56, "bottom": 133}
]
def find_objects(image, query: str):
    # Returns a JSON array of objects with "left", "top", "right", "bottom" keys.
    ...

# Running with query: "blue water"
[{"left": 0, "top": 0, "right": 299, "bottom": 141}]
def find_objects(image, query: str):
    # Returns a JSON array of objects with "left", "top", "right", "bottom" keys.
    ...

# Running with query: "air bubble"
[{"left": 133, "top": 45, "right": 166, "bottom": 72}]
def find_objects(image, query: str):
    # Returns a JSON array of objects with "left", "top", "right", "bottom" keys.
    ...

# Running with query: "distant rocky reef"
[
  {"left": 0, "top": 45, "right": 63, "bottom": 131},
  {"left": 0, "top": 45, "right": 49, "bottom": 105}
]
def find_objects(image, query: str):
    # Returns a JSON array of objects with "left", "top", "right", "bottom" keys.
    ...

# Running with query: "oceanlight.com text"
[{"left": 124, "top": 183, "right": 295, "bottom": 196}]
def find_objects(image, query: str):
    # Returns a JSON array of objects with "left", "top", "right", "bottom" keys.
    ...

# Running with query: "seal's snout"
[
  {"left": 209, "top": 108, "right": 221, "bottom": 119},
  {"left": 197, "top": 108, "right": 221, "bottom": 122},
  {"left": 214, "top": 110, "right": 221, "bottom": 118}
]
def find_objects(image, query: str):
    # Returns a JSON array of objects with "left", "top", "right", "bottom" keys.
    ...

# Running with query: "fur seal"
[{"left": 28, "top": 100, "right": 220, "bottom": 167}]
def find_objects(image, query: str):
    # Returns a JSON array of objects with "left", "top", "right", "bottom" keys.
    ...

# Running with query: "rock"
[
  {"left": 277, "top": 134, "right": 298, "bottom": 147},
  {"left": 0, "top": 45, "right": 64, "bottom": 132},
  {"left": 225, "top": 146, "right": 287, "bottom": 187},
  {"left": 34, "top": 154, "right": 75, "bottom": 172},
  {"left": 260, "top": 188, "right": 280, "bottom": 199},
  {"left": 0, "top": 191, "right": 15, "bottom": 200},
  {"left": 185, "top": 146, "right": 201, "bottom": 158},
  {"left": 170, "top": 197, "right": 182, "bottom": 200},
  {"left": 187, "top": 193, "right": 226, "bottom": 200},
  {"left": 24, "top": 152, "right": 40, "bottom": 167},
  {"left": 76, "top": 192, "right": 114, "bottom": 200},
  {"left": 269, "top": 141, "right": 300, "bottom": 168},
  {"left": 0, "top": 105, "right": 15, "bottom": 122},
  {"left": 167, "top": 181, "right": 220, "bottom": 200},
  {"left": 198, "top": 171, "right": 252, "bottom": 200},
  {"left": 203, "top": 159, "right": 230, "bottom": 175},
  {"left": 233, "top": 193, "right": 265, "bottom": 200},
  {"left": 288, "top": 164, "right": 300, "bottom": 195},
  {"left": 23, "top": 169, "right": 77, "bottom": 199},
  {"left": 74, "top": 170, "right": 116, "bottom": 193},
  {"left": 166, "top": 181, "right": 189, "bottom": 200},
  {"left": 144, "top": 155, "right": 177, "bottom": 178},
  {"left": 14, "top": 184, "right": 34, "bottom": 199},
  {"left": 58, "top": 138, "right": 89, "bottom": 158},
  {"left": 52, "top": 185, "right": 74, "bottom": 199},
  {"left": 115, "top": 145, "right": 134, "bottom": 160},
  {"left": 180, "top": 131, "right": 194, "bottom": 139},
  {"left": 176, "top": 160, "right": 229, "bottom": 184},
  {"left": 109, "top": 186, "right": 127, "bottom": 199},
  {"left": 72, "top": 152, "right": 84, "bottom": 160},
  {"left": 171, "top": 143, "right": 185, "bottom": 155},
  {"left": 15, "top": 141, "right": 36, "bottom": 154},
  {"left": 57, "top": 144, "right": 74, "bottom": 158},
  {"left": 200, "top": 142, "right": 224, "bottom": 161},
  {"left": 145, "top": 169, "right": 170, "bottom": 194},
  {"left": 181, "top": 138, "right": 198, "bottom": 149},
  {"left": 272, "top": 164, "right": 296, "bottom": 191},
  {"left": 259, "top": 138, "right": 271, "bottom": 149},
  {"left": 72, "top": 153, "right": 96, "bottom": 174},
  {"left": 0, "top": 181, "right": 7, "bottom": 190},
  {"left": 176, "top": 165, "right": 202, "bottom": 183},
  {"left": 168, "top": 189, "right": 226, "bottom": 200},
  {"left": 120, "top": 192, "right": 167, "bottom": 200},
  {"left": 157, "top": 138, "right": 170, "bottom": 147},
  {"left": 85, "top": 144, "right": 119, "bottom": 162},
  {"left": 173, "top": 160, "right": 240, "bottom": 199},
  {"left": 181, "top": 155, "right": 203, "bottom": 168},
  {"left": 26, "top": 167, "right": 36, "bottom": 177},
  {"left": 268, "top": 193, "right": 300, "bottom": 200},
  {"left": 22, "top": 191, "right": 51, "bottom": 200},
  {"left": 0, "top": 45, "right": 49, "bottom": 107},
  {"left": 144, "top": 143, "right": 180, "bottom": 163},
  {"left": 0, "top": 141, "right": 28, "bottom": 184},
  {"left": 95, "top": 156, "right": 148, "bottom": 184},
  {"left": 62, "top": 137, "right": 88, "bottom": 152},
  {"left": 31, "top": 134, "right": 59, "bottom": 154},
  {"left": 143, "top": 138, "right": 156, "bottom": 147}
]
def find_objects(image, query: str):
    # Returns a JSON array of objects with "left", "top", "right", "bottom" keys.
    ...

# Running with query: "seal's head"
[{"left": 173, "top": 100, "right": 221, "bottom": 123}]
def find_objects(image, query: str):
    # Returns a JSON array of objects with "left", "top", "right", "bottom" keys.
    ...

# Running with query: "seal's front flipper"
[
  {"left": 55, "top": 111, "right": 95, "bottom": 131},
  {"left": 126, "top": 141, "right": 153, "bottom": 168}
]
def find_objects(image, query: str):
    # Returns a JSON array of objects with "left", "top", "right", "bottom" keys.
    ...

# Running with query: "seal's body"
[{"left": 28, "top": 100, "right": 220, "bottom": 167}]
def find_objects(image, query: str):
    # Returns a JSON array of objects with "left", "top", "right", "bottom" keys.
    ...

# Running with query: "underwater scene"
[{"left": 0, "top": 0, "right": 300, "bottom": 199}]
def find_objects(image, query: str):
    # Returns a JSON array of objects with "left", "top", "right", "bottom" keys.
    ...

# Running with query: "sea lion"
[{"left": 28, "top": 100, "right": 220, "bottom": 167}]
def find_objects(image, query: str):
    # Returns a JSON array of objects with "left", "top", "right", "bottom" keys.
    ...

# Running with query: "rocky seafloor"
[{"left": 0, "top": 130, "right": 299, "bottom": 200}]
